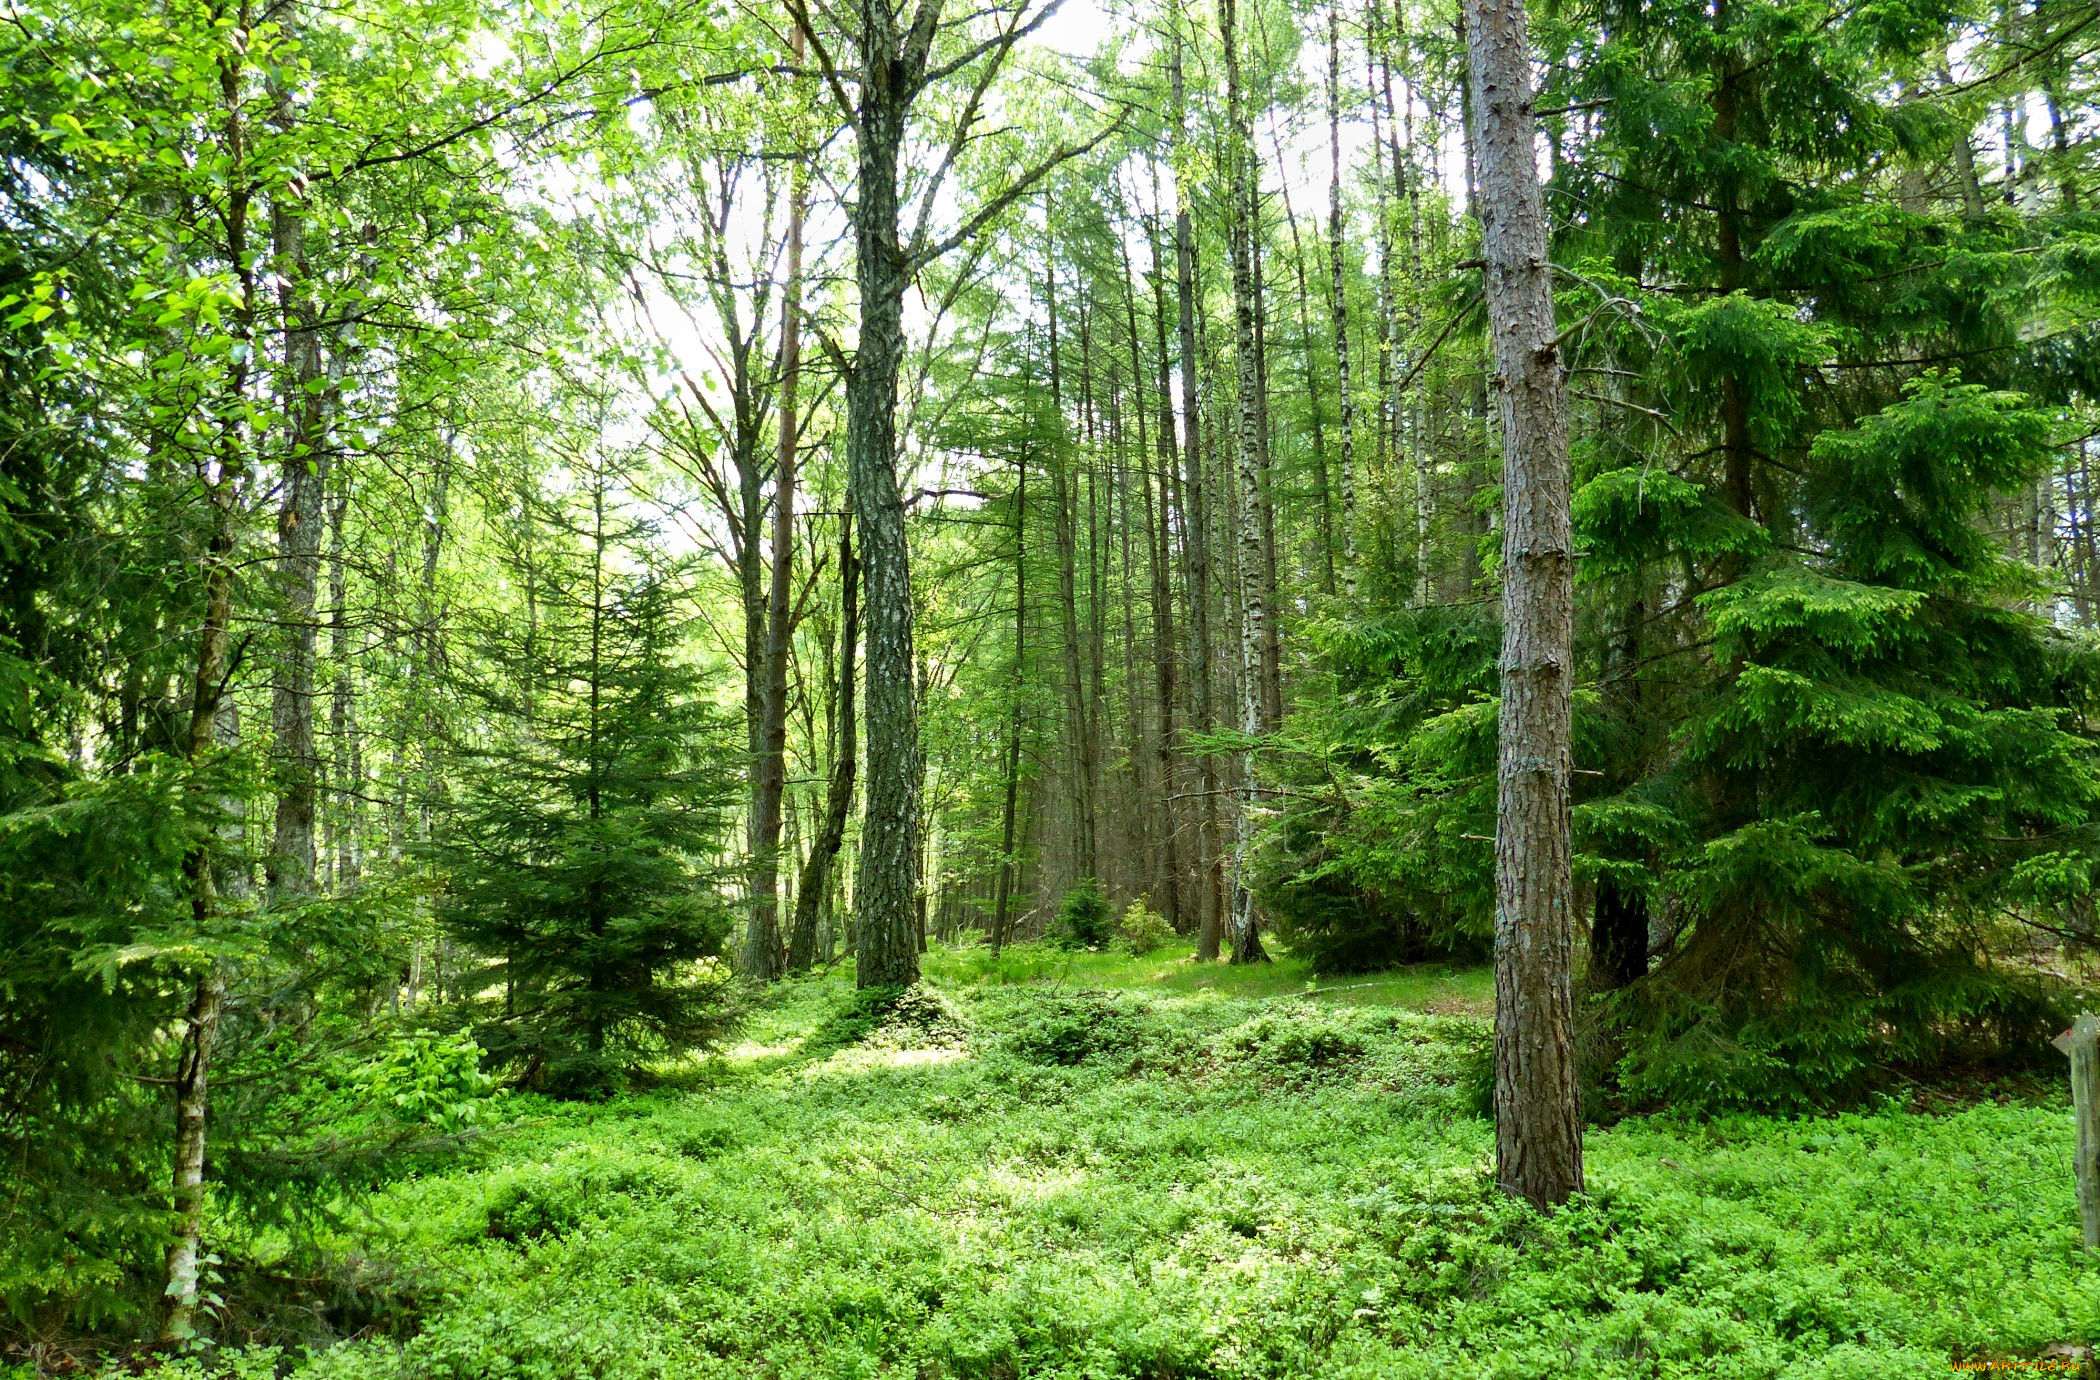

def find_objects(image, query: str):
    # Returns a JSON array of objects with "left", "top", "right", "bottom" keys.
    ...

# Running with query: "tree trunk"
[
  {"left": 1220, "top": 0, "right": 1270, "bottom": 966},
  {"left": 267, "top": 222, "right": 325, "bottom": 900},
  {"left": 790, "top": 521, "right": 859, "bottom": 971},
  {"left": 1168, "top": 12, "right": 1223, "bottom": 962},
  {"left": 845, "top": 72, "right": 923, "bottom": 989},
  {"left": 266, "top": 0, "right": 326, "bottom": 901},
  {"left": 1046, "top": 243, "right": 1099, "bottom": 885},
  {"left": 1328, "top": 7, "right": 1359, "bottom": 595},
  {"left": 1132, "top": 244, "right": 1183, "bottom": 928},
  {"left": 744, "top": 98, "right": 809, "bottom": 984},
  {"left": 991, "top": 448, "right": 1027, "bottom": 953},
  {"left": 1465, "top": 0, "right": 1584, "bottom": 1209}
]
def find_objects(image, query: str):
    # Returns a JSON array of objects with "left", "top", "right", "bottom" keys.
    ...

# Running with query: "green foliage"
[
  {"left": 1257, "top": 606, "right": 1500, "bottom": 975},
  {"left": 1051, "top": 877, "right": 1114, "bottom": 951},
  {"left": 1115, "top": 900, "right": 1173, "bottom": 956},
  {"left": 998, "top": 988, "right": 1157, "bottom": 1069},
  {"left": 183, "top": 958, "right": 2100, "bottom": 1380},
  {"left": 434, "top": 480, "right": 740, "bottom": 1098}
]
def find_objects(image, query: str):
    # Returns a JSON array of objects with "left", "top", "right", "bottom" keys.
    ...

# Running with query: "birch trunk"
[{"left": 1219, "top": 0, "right": 1270, "bottom": 965}]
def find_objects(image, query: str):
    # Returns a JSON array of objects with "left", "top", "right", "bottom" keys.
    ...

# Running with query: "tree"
[
  {"left": 1464, "top": 0, "right": 1584, "bottom": 1209},
  {"left": 788, "top": 0, "right": 1112, "bottom": 988},
  {"left": 435, "top": 473, "right": 737, "bottom": 1095}
]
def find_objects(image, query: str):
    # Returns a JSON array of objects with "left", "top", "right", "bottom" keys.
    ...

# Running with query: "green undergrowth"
[{"left": 139, "top": 945, "right": 2100, "bottom": 1378}]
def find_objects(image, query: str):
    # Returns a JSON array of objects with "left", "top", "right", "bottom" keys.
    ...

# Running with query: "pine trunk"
[
  {"left": 1465, "top": 0, "right": 1584, "bottom": 1210},
  {"left": 847, "top": 85, "right": 921, "bottom": 987}
]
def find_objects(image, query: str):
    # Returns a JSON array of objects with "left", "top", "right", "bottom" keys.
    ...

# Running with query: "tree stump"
[{"left": 2052, "top": 1013, "right": 2100, "bottom": 1249}]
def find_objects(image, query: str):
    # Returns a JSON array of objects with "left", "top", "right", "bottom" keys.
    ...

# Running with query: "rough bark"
[
  {"left": 1220, "top": 0, "right": 1269, "bottom": 966},
  {"left": 1465, "top": 0, "right": 1584, "bottom": 1209}
]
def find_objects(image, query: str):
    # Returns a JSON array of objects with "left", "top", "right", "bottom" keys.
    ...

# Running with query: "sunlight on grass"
[{"left": 921, "top": 938, "right": 1494, "bottom": 1015}]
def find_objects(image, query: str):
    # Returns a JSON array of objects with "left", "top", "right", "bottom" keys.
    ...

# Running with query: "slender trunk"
[
  {"left": 267, "top": 190, "right": 326, "bottom": 900},
  {"left": 1047, "top": 246, "right": 1099, "bottom": 885},
  {"left": 745, "top": 100, "right": 809, "bottom": 984},
  {"left": 1251, "top": 229, "right": 1283, "bottom": 737},
  {"left": 1465, "top": 0, "right": 1583, "bottom": 1209},
  {"left": 1131, "top": 241, "right": 1183, "bottom": 928},
  {"left": 1220, "top": 0, "right": 1270, "bottom": 966},
  {"left": 1328, "top": 7, "right": 1358, "bottom": 595},
  {"left": 790, "top": 521, "right": 859, "bottom": 970},
  {"left": 326, "top": 484, "right": 360, "bottom": 890},
  {"left": 164, "top": 39, "right": 255, "bottom": 1331},
  {"left": 1170, "top": 13, "right": 1222, "bottom": 959},
  {"left": 991, "top": 450, "right": 1027, "bottom": 953}
]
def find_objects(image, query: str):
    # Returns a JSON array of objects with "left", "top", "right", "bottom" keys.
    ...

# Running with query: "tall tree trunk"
[
  {"left": 164, "top": 52, "right": 257, "bottom": 1328},
  {"left": 1465, "top": 0, "right": 1584, "bottom": 1210},
  {"left": 1328, "top": 7, "right": 1359, "bottom": 595},
  {"left": 266, "top": 0, "right": 325, "bottom": 901},
  {"left": 789, "top": 520, "right": 859, "bottom": 971},
  {"left": 1046, "top": 245, "right": 1099, "bottom": 885},
  {"left": 1220, "top": 0, "right": 1270, "bottom": 966},
  {"left": 1133, "top": 241, "right": 1184, "bottom": 928},
  {"left": 1169, "top": 11, "right": 1223, "bottom": 962},
  {"left": 991, "top": 449, "right": 1027, "bottom": 953},
  {"left": 845, "top": 74, "right": 922, "bottom": 990},
  {"left": 744, "top": 95, "right": 809, "bottom": 985}
]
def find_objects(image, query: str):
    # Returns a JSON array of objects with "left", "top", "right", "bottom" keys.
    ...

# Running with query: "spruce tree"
[
  {"left": 435, "top": 474, "right": 737, "bottom": 1096},
  {"left": 1544, "top": 0, "right": 2100, "bottom": 1105}
]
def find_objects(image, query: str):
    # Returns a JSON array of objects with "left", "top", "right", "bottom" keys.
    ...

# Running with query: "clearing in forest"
[{"left": 250, "top": 944, "right": 2094, "bottom": 1380}]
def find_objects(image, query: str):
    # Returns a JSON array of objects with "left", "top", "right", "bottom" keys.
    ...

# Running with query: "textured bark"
[
  {"left": 839, "top": 41, "right": 923, "bottom": 988},
  {"left": 789, "top": 522, "right": 859, "bottom": 971},
  {"left": 1466, "top": 0, "right": 1584, "bottom": 1209},
  {"left": 161, "top": 962, "right": 226, "bottom": 1343},
  {"left": 1220, "top": 0, "right": 1269, "bottom": 966}
]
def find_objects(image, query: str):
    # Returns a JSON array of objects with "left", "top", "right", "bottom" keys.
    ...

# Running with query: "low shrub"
[
  {"left": 1116, "top": 900, "right": 1174, "bottom": 956},
  {"left": 1002, "top": 990, "right": 1153, "bottom": 1068},
  {"left": 1052, "top": 878, "right": 1114, "bottom": 950}
]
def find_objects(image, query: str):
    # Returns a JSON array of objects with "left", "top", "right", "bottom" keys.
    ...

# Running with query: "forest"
[{"left": 2, "top": 0, "right": 2098, "bottom": 1370}]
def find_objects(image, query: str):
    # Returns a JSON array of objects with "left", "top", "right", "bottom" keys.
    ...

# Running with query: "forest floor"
[{"left": 256, "top": 943, "right": 2090, "bottom": 1379}]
